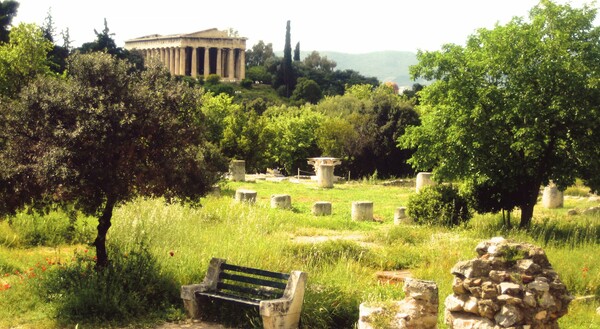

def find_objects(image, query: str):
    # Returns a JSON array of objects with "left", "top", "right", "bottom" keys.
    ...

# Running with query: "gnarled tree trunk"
[{"left": 94, "top": 196, "right": 117, "bottom": 269}]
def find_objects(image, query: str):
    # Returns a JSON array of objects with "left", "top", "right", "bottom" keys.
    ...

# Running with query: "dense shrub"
[
  {"left": 407, "top": 184, "right": 471, "bottom": 227},
  {"left": 240, "top": 78, "right": 253, "bottom": 89},
  {"left": 5, "top": 209, "right": 95, "bottom": 247},
  {"left": 42, "top": 243, "right": 179, "bottom": 325}
]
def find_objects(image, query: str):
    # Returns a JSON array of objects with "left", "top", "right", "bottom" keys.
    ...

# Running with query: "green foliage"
[
  {"left": 0, "top": 23, "right": 53, "bottom": 97},
  {"left": 287, "top": 240, "right": 368, "bottom": 267},
  {"left": 77, "top": 18, "right": 123, "bottom": 58},
  {"left": 401, "top": 0, "right": 600, "bottom": 228},
  {"left": 293, "top": 41, "right": 300, "bottom": 61},
  {"left": 200, "top": 91, "right": 239, "bottom": 143},
  {"left": 245, "top": 40, "right": 274, "bottom": 67},
  {"left": 1, "top": 181, "right": 599, "bottom": 328},
  {"left": 0, "top": 0, "right": 19, "bottom": 43},
  {"left": 205, "top": 73, "right": 221, "bottom": 85},
  {"left": 291, "top": 77, "right": 322, "bottom": 104},
  {"left": 274, "top": 20, "right": 296, "bottom": 97},
  {"left": 6, "top": 209, "right": 95, "bottom": 247},
  {"left": 263, "top": 105, "right": 324, "bottom": 174},
  {"left": 303, "top": 51, "right": 337, "bottom": 72},
  {"left": 0, "top": 52, "right": 227, "bottom": 266},
  {"left": 408, "top": 184, "right": 471, "bottom": 227},
  {"left": 315, "top": 116, "right": 358, "bottom": 158},
  {"left": 221, "top": 107, "right": 269, "bottom": 172},
  {"left": 246, "top": 65, "right": 272, "bottom": 84},
  {"left": 240, "top": 78, "right": 253, "bottom": 89},
  {"left": 42, "top": 243, "right": 179, "bottom": 325}
]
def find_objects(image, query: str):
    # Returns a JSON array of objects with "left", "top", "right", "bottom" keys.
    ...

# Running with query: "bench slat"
[
  {"left": 222, "top": 263, "right": 290, "bottom": 280},
  {"left": 220, "top": 272, "right": 288, "bottom": 290},
  {"left": 196, "top": 291, "right": 261, "bottom": 307},
  {"left": 217, "top": 282, "right": 284, "bottom": 300}
]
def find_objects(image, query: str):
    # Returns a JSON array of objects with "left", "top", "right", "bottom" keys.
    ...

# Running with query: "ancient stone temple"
[{"left": 124, "top": 28, "right": 246, "bottom": 81}]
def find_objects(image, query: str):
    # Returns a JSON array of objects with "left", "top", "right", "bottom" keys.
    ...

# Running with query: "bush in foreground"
[
  {"left": 408, "top": 184, "right": 471, "bottom": 227},
  {"left": 41, "top": 243, "right": 179, "bottom": 326}
]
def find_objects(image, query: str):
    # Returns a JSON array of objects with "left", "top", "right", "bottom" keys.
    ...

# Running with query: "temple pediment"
[{"left": 183, "top": 28, "right": 229, "bottom": 39}]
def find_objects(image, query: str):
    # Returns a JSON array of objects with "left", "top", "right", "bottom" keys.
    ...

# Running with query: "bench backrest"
[{"left": 216, "top": 262, "right": 290, "bottom": 302}]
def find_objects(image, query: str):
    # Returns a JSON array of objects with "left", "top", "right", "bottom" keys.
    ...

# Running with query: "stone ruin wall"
[
  {"left": 358, "top": 237, "right": 574, "bottom": 329},
  {"left": 445, "top": 237, "right": 572, "bottom": 329}
]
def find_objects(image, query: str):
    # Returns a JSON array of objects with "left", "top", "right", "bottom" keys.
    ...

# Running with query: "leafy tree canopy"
[
  {"left": 245, "top": 40, "right": 275, "bottom": 67},
  {"left": 0, "top": 52, "right": 227, "bottom": 266},
  {"left": 399, "top": 0, "right": 600, "bottom": 227},
  {"left": 0, "top": 22, "right": 52, "bottom": 97},
  {"left": 0, "top": 0, "right": 18, "bottom": 43}
]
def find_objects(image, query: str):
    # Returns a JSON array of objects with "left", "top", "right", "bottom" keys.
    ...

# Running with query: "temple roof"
[{"left": 126, "top": 28, "right": 245, "bottom": 42}]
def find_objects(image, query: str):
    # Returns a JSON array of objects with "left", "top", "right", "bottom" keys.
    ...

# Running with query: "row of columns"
[{"left": 139, "top": 46, "right": 245, "bottom": 81}]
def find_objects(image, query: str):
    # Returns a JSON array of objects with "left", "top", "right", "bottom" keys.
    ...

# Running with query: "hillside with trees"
[{"left": 299, "top": 50, "right": 421, "bottom": 88}]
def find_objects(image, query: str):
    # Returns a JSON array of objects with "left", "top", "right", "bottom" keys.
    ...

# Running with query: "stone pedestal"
[
  {"left": 542, "top": 183, "right": 563, "bottom": 209},
  {"left": 394, "top": 207, "right": 412, "bottom": 225},
  {"left": 230, "top": 160, "right": 246, "bottom": 182},
  {"left": 312, "top": 201, "right": 332, "bottom": 216},
  {"left": 235, "top": 189, "right": 256, "bottom": 203},
  {"left": 317, "top": 164, "right": 334, "bottom": 188},
  {"left": 352, "top": 201, "right": 373, "bottom": 221},
  {"left": 210, "top": 184, "right": 221, "bottom": 196},
  {"left": 416, "top": 172, "right": 435, "bottom": 193},
  {"left": 271, "top": 194, "right": 291, "bottom": 209}
]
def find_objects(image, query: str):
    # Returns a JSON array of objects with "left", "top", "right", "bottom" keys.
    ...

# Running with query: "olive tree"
[
  {"left": 0, "top": 53, "right": 227, "bottom": 267},
  {"left": 400, "top": 0, "right": 600, "bottom": 227}
]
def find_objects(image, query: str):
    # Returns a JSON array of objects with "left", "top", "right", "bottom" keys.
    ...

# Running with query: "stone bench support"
[
  {"left": 235, "top": 189, "right": 257, "bottom": 203},
  {"left": 271, "top": 194, "right": 292, "bottom": 209},
  {"left": 394, "top": 207, "right": 412, "bottom": 225},
  {"left": 230, "top": 159, "right": 246, "bottom": 182},
  {"left": 317, "top": 164, "right": 335, "bottom": 188},
  {"left": 416, "top": 172, "right": 435, "bottom": 193},
  {"left": 352, "top": 201, "right": 373, "bottom": 221},
  {"left": 542, "top": 183, "right": 564, "bottom": 209},
  {"left": 312, "top": 201, "right": 332, "bottom": 216}
]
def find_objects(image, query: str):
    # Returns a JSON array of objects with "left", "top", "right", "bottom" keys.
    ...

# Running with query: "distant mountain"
[{"left": 315, "top": 51, "right": 421, "bottom": 88}]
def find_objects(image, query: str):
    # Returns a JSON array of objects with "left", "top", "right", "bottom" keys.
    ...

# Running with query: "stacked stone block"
[{"left": 445, "top": 237, "right": 572, "bottom": 328}]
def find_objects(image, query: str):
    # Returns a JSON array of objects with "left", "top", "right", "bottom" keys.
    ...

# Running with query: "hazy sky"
[{"left": 13, "top": 0, "right": 597, "bottom": 54}]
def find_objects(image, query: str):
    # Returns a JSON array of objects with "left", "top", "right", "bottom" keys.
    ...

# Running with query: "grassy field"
[{"left": 0, "top": 178, "right": 599, "bottom": 328}]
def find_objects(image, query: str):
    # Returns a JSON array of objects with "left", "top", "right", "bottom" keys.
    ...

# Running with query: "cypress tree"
[
  {"left": 294, "top": 42, "right": 300, "bottom": 61},
  {"left": 282, "top": 20, "right": 295, "bottom": 97}
]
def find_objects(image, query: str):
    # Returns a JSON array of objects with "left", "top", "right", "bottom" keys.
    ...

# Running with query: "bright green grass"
[{"left": 0, "top": 179, "right": 599, "bottom": 328}]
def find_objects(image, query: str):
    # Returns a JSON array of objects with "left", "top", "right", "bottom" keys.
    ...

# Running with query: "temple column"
[
  {"left": 216, "top": 48, "right": 222, "bottom": 77},
  {"left": 239, "top": 49, "right": 246, "bottom": 80},
  {"left": 180, "top": 47, "right": 186, "bottom": 76},
  {"left": 161, "top": 48, "right": 166, "bottom": 64},
  {"left": 228, "top": 48, "right": 235, "bottom": 80},
  {"left": 204, "top": 47, "right": 210, "bottom": 77},
  {"left": 165, "top": 48, "right": 171, "bottom": 74},
  {"left": 191, "top": 47, "right": 197, "bottom": 77},
  {"left": 174, "top": 47, "right": 180, "bottom": 75}
]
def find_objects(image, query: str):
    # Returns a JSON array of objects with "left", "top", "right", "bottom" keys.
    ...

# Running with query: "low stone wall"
[
  {"left": 359, "top": 278, "right": 438, "bottom": 329},
  {"left": 445, "top": 237, "right": 572, "bottom": 328}
]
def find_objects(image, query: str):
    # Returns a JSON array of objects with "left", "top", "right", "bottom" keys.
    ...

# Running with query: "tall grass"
[{"left": 0, "top": 180, "right": 598, "bottom": 328}]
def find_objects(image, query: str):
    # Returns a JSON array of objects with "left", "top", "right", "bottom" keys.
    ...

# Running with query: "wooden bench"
[{"left": 181, "top": 258, "right": 307, "bottom": 329}]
